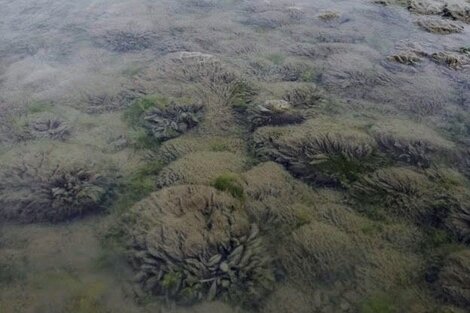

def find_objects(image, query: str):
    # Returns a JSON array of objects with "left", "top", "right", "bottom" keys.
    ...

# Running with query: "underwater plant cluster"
[{"left": 0, "top": 0, "right": 469, "bottom": 313}]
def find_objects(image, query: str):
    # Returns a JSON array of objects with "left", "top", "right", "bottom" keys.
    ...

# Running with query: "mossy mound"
[
  {"left": 242, "top": 162, "right": 315, "bottom": 230},
  {"left": 124, "top": 95, "right": 204, "bottom": 144},
  {"left": 156, "top": 151, "right": 247, "bottom": 188},
  {"left": 416, "top": 17, "right": 464, "bottom": 34},
  {"left": 369, "top": 118, "right": 454, "bottom": 167},
  {"left": 123, "top": 185, "right": 274, "bottom": 304},
  {"left": 0, "top": 152, "right": 116, "bottom": 223},
  {"left": 261, "top": 285, "right": 314, "bottom": 313},
  {"left": 241, "top": 99, "right": 305, "bottom": 130},
  {"left": 350, "top": 167, "right": 439, "bottom": 221},
  {"left": 17, "top": 112, "right": 71, "bottom": 141},
  {"left": 280, "top": 221, "right": 362, "bottom": 286},
  {"left": 253, "top": 118, "right": 377, "bottom": 186},
  {"left": 157, "top": 135, "right": 246, "bottom": 164},
  {"left": 438, "top": 249, "right": 470, "bottom": 307}
]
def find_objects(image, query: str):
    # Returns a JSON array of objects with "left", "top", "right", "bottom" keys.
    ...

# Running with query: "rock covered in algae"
[{"left": 123, "top": 185, "right": 274, "bottom": 304}]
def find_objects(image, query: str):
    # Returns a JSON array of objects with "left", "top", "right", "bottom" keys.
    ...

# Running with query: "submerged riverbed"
[{"left": 0, "top": 0, "right": 469, "bottom": 312}]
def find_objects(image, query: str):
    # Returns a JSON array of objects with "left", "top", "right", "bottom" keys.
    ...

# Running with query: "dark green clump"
[
  {"left": 212, "top": 173, "right": 244, "bottom": 199},
  {"left": 124, "top": 95, "right": 204, "bottom": 146}
]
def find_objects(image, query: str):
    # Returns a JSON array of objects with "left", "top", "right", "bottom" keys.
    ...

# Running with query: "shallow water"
[{"left": 1, "top": 0, "right": 469, "bottom": 312}]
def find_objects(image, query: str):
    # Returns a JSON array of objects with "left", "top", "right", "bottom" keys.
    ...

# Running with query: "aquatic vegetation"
[
  {"left": 416, "top": 17, "right": 464, "bottom": 34},
  {"left": 243, "top": 10, "right": 291, "bottom": 29},
  {"left": 445, "top": 190, "right": 470, "bottom": 244},
  {"left": 277, "top": 60, "right": 317, "bottom": 82},
  {"left": 166, "top": 52, "right": 257, "bottom": 108},
  {"left": 318, "top": 10, "right": 341, "bottom": 21},
  {"left": 282, "top": 84, "right": 326, "bottom": 108},
  {"left": 438, "top": 249, "right": 470, "bottom": 307},
  {"left": 0, "top": 152, "right": 115, "bottom": 223},
  {"left": 21, "top": 113, "right": 70, "bottom": 141},
  {"left": 98, "top": 30, "right": 156, "bottom": 53},
  {"left": 350, "top": 167, "right": 439, "bottom": 221},
  {"left": 409, "top": 0, "right": 445, "bottom": 15},
  {"left": 157, "top": 135, "right": 245, "bottom": 164},
  {"left": 431, "top": 51, "right": 469, "bottom": 70},
  {"left": 388, "top": 51, "right": 423, "bottom": 65},
  {"left": 143, "top": 103, "right": 204, "bottom": 142},
  {"left": 369, "top": 118, "right": 454, "bottom": 167},
  {"left": 242, "top": 162, "right": 314, "bottom": 230},
  {"left": 253, "top": 118, "right": 377, "bottom": 186},
  {"left": 84, "top": 88, "right": 147, "bottom": 114},
  {"left": 443, "top": 1, "right": 470, "bottom": 23},
  {"left": 242, "top": 99, "right": 305, "bottom": 129},
  {"left": 123, "top": 185, "right": 274, "bottom": 304},
  {"left": 261, "top": 285, "right": 314, "bottom": 313},
  {"left": 212, "top": 173, "right": 244, "bottom": 200},
  {"left": 156, "top": 151, "right": 247, "bottom": 188},
  {"left": 125, "top": 95, "right": 204, "bottom": 144},
  {"left": 280, "top": 222, "right": 361, "bottom": 285}
]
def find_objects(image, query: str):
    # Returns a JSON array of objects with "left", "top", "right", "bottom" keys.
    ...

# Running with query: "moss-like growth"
[
  {"left": 242, "top": 99, "right": 305, "bottom": 130},
  {"left": 98, "top": 29, "right": 155, "bottom": 53},
  {"left": 0, "top": 152, "right": 116, "bottom": 223},
  {"left": 438, "top": 249, "right": 470, "bottom": 307},
  {"left": 350, "top": 167, "right": 439, "bottom": 221},
  {"left": 123, "top": 185, "right": 274, "bottom": 305},
  {"left": 369, "top": 118, "right": 454, "bottom": 168},
  {"left": 156, "top": 151, "right": 247, "bottom": 188},
  {"left": 157, "top": 135, "right": 245, "bottom": 164},
  {"left": 416, "top": 17, "right": 464, "bottom": 34},
  {"left": 253, "top": 118, "right": 377, "bottom": 186},
  {"left": 212, "top": 173, "right": 244, "bottom": 199},
  {"left": 242, "top": 162, "right": 315, "bottom": 231},
  {"left": 282, "top": 84, "right": 326, "bottom": 108},
  {"left": 431, "top": 51, "right": 469, "bottom": 70},
  {"left": 388, "top": 51, "right": 423, "bottom": 65},
  {"left": 124, "top": 95, "right": 204, "bottom": 145},
  {"left": 280, "top": 222, "right": 362, "bottom": 286}
]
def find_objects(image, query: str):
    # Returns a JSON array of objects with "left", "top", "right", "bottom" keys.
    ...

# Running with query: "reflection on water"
[{"left": 0, "top": 0, "right": 469, "bottom": 312}]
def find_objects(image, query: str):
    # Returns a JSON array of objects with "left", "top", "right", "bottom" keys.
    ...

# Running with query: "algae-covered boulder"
[
  {"left": 156, "top": 151, "right": 247, "bottom": 188},
  {"left": 124, "top": 185, "right": 274, "bottom": 304},
  {"left": 438, "top": 249, "right": 470, "bottom": 307},
  {"left": 0, "top": 152, "right": 115, "bottom": 223},
  {"left": 253, "top": 118, "right": 377, "bottom": 186}
]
